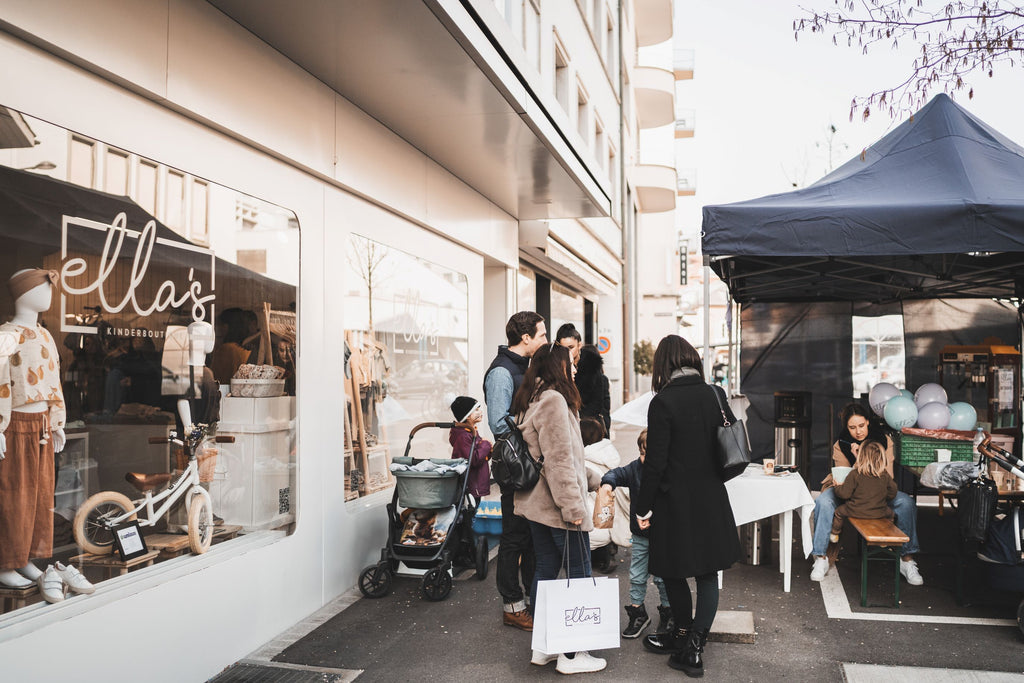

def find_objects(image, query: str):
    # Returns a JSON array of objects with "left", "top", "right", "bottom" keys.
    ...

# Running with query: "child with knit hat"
[{"left": 449, "top": 396, "right": 492, "bottom": 501}]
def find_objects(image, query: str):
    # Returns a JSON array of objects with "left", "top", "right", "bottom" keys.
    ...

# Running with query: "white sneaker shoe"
[
  {"left": 0, "top": 569, "right": 34, "bottom": 589},
  {"left": 531, "top": 650, "right": 558, "bottom": 666},
  {"left": 55, "top": 562, "right": 95, "bottom": 595},
  {"left": 37, "top": 565, "right": 65, "bottom": 604},
  {"left": 556, "top": 651, "right": 607, "bottom": 675},
  {"left": 900, "top": 559, "right": 924, "bottom": 586},
  {"left": 810, "top": 556, "right": 830, "bottom": 582}
]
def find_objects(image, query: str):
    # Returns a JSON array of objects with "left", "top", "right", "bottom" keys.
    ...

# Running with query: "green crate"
[{"left": 897, "top": 433, "right": 974, "bottom": 467}]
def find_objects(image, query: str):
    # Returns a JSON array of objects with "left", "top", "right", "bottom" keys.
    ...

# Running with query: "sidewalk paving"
[{"left": 211, "top": 425, "right": 1024, "bottom": 682}]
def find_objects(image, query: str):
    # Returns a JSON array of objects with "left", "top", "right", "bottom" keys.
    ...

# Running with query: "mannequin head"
[
  {"left": 7, "top": 268, "right": 57, "bottom": 324},
  {"left": 187, "top": 321, "right": 215, "bottom": 366}
]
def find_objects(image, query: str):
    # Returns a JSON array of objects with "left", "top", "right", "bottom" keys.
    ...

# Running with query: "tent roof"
[{"left": 701, "top": 94, "right": 1024, "bottom": 303}]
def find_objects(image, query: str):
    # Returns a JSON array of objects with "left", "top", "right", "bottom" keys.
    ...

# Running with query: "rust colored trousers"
[{"left": 0, "top": 411, "right": 54, "bottom": 570}]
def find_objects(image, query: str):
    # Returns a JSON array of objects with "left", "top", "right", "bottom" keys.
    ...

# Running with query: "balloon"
[
  {"left": 869, "top": 382, "right": 900, "bottom": 417},
  {"left": 914, "top": 383, "right": 947, "bottom": 408},
  {"left": 899, "top": 389, "right": 914, "bottom": 401},
  {"left": 948, "top": 402, "right": 978, "bottom": 431},
  {"left": 916, "top": 401, "right": 951, "bottom": 430},
  {"left": 884, "top": 395, "right": 918, "bottom": 430}
]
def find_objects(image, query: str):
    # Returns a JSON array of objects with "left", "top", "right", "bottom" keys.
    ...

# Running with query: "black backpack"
[
  {"left": 490, "top": 415, "right": 543, "bottom": 491},
  {"left": 959, "top": 474, "right": 999, "bottom": 543}
]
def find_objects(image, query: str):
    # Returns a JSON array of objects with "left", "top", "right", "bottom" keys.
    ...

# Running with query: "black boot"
[
  {"left": 622, "top": 604, "right": 650, "bottom": 638},
  {"left": 668, "top": 628, "right": 709, "bottom": 677},
  {"left": 655, "top": 605, "right": 676, "bottom": 635},
  {"left": 642, "top": 625, "right": 688, "bottom": 654}
]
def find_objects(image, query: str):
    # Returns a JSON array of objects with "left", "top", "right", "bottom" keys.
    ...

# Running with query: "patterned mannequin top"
[{"left": 0, "top": 322, "right": 66, "bottom": 432}]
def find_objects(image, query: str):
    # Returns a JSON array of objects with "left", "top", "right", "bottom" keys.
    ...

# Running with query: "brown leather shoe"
[{"left": 503, "top": 609, "right": 533, "bottom": 632}]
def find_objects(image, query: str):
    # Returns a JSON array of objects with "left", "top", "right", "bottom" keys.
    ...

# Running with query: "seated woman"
[{"left": 809, "top": 402, "right": 923, "bottom": 585}]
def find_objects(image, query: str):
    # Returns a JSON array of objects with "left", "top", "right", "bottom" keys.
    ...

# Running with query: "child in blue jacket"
[{"left": 599, "top": 428, "right": 672, "bottom": 639}]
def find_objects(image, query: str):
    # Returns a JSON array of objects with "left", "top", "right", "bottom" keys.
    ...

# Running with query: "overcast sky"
[{"left": 672, "top": 0, "right": 1024, "bottom": 241}]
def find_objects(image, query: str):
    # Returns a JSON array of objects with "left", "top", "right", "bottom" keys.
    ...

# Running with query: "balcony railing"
[
  {"left": 675, "top": 109, "right": 695, "bottom": 138},
  {"left": 674, "top": 49, "right": 695, "bottom": 80},
  {"left": 677, "top": 169, "right": 697, "bottom": 196}
]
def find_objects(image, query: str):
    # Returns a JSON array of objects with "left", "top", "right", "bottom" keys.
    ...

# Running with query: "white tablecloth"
[{"left": 725, "top": 463, "right": 815, "bottom": 558}]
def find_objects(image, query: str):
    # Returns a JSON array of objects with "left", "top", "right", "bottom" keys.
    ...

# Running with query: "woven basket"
[{"left": 172, "top": 445, "right": 218, "bottom": 483}]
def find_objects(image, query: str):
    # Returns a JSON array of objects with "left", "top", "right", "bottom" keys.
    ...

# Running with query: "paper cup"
[
  {"left": 936, "top": 448, "right": 952, "bottom": 462},
  {"left": 763, "top": 459, "right": 775, "bottom": 475}
]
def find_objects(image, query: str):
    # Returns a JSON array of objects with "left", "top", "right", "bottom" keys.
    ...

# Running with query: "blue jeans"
[
  {"left": 528, "top": 521, "right": 591, "bottom": 613},
  {"left": 812, "top": 488, "right": 920, "bottom": 556},
  {"left": 628, "top": 534, "right": 669, "bottom": 606}
]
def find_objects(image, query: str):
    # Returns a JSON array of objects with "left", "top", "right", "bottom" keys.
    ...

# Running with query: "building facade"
[{"left": 0, "top": 1, "right": 673, "bottom": 679}]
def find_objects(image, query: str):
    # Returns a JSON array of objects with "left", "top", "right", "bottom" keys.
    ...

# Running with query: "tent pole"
[{"left": 703, "top": 263, "right": 711, "bottom": 381}]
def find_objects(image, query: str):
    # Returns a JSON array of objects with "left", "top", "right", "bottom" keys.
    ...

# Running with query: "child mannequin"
[{"left": 0, "top": 269, "right": 67, "bottom": 590}]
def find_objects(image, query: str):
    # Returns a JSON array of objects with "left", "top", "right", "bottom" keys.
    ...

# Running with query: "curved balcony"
[
  {"left": 674, "top": 49, "right": 695, "bottom": 80},
  {"left": 634, "top": 66, "right": 675, "bottom": 129},
  {"left": 675, "top": 109, "right": 695, "bottom": 138},
  {"left": 635, "top": 0, "right": 673, "bottom": 47},
  {"left": 677, "top": 169, "right": 697, "bottom": 196},
  {"left": 633, "top": 164, "right": 676, "bottom": 213}
]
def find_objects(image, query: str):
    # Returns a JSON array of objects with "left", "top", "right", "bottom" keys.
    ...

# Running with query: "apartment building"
[{"left": 0, "top": 1, "right": 675, "bottom": 679}]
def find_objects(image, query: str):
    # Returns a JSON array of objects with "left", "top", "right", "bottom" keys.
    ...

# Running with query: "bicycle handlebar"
[{"left": 148, "top": 435, "right": 235, "bottom": 444}]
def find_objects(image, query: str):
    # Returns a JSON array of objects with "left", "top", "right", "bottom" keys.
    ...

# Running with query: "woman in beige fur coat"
[{"left": 512, "top": 343, "right": 605, "bottom": 674}]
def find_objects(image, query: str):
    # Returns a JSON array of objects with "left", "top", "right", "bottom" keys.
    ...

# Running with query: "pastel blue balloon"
[
  {"left": 869, "top": 382, "right": 900, "bottom": 417},
  {"left": 947, "top": 402, "right": 978, "bottom": 431},
  {"left": 899, "top": 389, "right": 914, "bottom": 401},
  {"left": 914, "top": 382, "right": 948, "bottom": 408},
  {"left": 917, "top": 401, "right": 951, "bottom": 430},
  {"left": 884, "top": 395, "right": 918, "bottom": 430}
]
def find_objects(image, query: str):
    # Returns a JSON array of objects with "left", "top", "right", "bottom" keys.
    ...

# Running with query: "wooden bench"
[
  {"left": 849, "top": 517, "right": 909, "bottom": 608},
  {"left": 0, "top": 585, "right": 39, "bottom": 614}
]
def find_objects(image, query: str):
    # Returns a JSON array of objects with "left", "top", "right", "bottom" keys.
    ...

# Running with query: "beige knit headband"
[{"left": 7, "top": 269, "right": 58, "bottom": 301}]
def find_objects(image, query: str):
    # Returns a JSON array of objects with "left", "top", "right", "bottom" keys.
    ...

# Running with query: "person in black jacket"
[
  {"left": 575, "top": 344, "right": 611, "bottom": 432},
  {"left": 634, "top": 335, "right": 741, "bottom": 678},
  {"left": 599, "top": 428, "right": 673, "bottom": 639}
]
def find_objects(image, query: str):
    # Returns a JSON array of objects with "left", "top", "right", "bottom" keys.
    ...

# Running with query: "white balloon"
[
  {"left": 914, "top": 383, "right": 948, "bottom": 408},
  {"left": 869, "top": 382, "right": 900, "bottom": 417},
  {"left": 916, "top": 401, "right": 951, "bottom": 430},
  {"left": 947, "top": 402, "right": 978, "bottom": 431}
]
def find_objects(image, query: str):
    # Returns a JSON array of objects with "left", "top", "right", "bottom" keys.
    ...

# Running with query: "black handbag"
[
  {"left": 958, "top": 474, "right": 999, "bottom": 543},
  {"left": 490, "top": 415, "right": 543, "bottom": 491},
  {"left": 711, "top": 385, "right": 751, "bottom": 482}
]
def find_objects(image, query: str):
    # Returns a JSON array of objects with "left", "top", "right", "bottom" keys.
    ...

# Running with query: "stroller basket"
[{"left": 392, "top": 457, "right": 464, "bottom": 508}]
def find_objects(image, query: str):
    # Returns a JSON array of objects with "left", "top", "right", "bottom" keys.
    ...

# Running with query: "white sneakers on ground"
[
  {"left": 56, "top": 562, "right": 96, "bottom": 595},
  {"left": 809, "top": 556, "right": 830, "bottom": 582},
  {"left": 531, "top": 650, "right": 558, "bottom": 666},
  {"left": 900, "top": 559, "right": 924, "bottom": 586},
  {"left": 37, "top": 565, "right": 65, "bottom": 604},
  {"left": 555, "top": 651, "right": 607, "bottom": 675}
]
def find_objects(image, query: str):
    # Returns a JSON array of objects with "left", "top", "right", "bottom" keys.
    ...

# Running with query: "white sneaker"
[
  {"left": 0, "top": 569, "right": 34, "bottom": 589},
  {"left": 810, "top": 556, "right": 830, "bottom": 582},
  {"left": 37, "top": 565, "right": 65, "bottom": 604},
  {"left": 556, "top": 651, "right": 607, "bottom": 675},
  {"left": 900, "top": 559, "right": 924, "bottom": 586},
  {"left": 531, "top": 650, "right": 558, "bottom": 666},
  {"left": 55, "top": 562, "right": 95, "bottom": 595}
]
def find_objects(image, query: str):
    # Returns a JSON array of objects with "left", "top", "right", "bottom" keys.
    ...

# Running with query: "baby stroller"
[{"left": 358, "top": 422, "right": 489, "bottom": 601}]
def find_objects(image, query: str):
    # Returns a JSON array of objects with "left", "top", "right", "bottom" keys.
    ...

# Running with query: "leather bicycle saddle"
[{"left": 125, "top": 472, "right": 172, "bottom": 492}]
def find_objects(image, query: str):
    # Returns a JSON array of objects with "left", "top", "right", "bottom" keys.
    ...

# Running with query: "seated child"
[
  {"left": 599, "top": 429, "right": 673, "bottom": 639},
  {"left": 830, "top": 438, "right": 897, "bottom": 543},
  {"left": 581, "top": 418, "right": 624, "bottom": 574},
  {"left": 448, "top": 396, "right": 492, "bottom": 505}
]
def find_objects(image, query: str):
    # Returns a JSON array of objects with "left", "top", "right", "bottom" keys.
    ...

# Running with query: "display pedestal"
[
  {"left": 0, "top": 585, "right": 39, "bottom": 613},
  {"left": 70, "top": 550, "right": 159, "bottom": 579},
  {"left": 144, "top": 525, "right": 243, "bottom": 559}
]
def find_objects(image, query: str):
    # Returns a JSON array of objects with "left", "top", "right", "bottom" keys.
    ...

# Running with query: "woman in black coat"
[
  {"left": 634, "top": 335, "right": 741, "bottom": 678},
  {"left": 575, "top": 344, "right": 611, "bottom": 431}
]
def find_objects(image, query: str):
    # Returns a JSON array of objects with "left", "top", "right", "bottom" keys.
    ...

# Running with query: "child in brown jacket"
[{"left": 830, "top": 439, "right": 898, "bottom": 542}]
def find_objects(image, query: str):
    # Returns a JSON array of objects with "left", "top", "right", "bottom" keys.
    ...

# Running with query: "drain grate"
[{"left": 208, "top": 661, "right": 360, "bottom": 682}]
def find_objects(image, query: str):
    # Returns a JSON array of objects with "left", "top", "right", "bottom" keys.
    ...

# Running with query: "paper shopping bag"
[
  {"left": 531, "top": 577, "right": 620, "bottom": 655},
  {"left": 592, "top": 487, "right": 615, "bottom": 529}
]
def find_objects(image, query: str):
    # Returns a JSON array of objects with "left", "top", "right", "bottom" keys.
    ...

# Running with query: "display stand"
[
  {"left": 144, "top": 525, "right": 243, "bottom": 559},
  {"left": 0, "top": 585, "right": 39, "bottom": 613},
  {"left": 70, "top": 550, "right": 159, "bottom": 579}
]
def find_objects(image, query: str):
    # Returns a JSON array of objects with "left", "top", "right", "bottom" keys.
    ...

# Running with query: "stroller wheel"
[
  {"left": 359, "top": 563, "right": 392, "bottom": 598},
  {"left": 475, "top": 536, "right": 489, "bottom": 580},
  {"left": 421, "top": 567, "right": 452, "bottom": 601}
]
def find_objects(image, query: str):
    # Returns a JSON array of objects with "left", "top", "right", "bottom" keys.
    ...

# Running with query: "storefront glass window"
[
  {"left": 344, "top": 234, "right": 469, "bottom": 500},
  {"left": 518, "top": 264, "right": 536, "bottom": 312},
  {"left": 0, "top": 106, "right": 299, "bottom": 616},
  {"left": 550, "top": 281, "right": 584, "bottom": 338},
  {"left": 852, "top": 314, "right": 905, "bottom": 395}
]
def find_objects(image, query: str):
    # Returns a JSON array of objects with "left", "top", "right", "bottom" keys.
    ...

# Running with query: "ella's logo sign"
[
  {"left": 563, "top": 606, "right": 602, "bottom": 627},
  {"left": 60, "top": 212, "right": 216, "bottom": 335}
]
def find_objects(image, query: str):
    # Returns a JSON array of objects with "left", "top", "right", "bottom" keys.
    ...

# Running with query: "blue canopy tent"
[{"left": 701, "top": 94, "right": 1023, "bottom": 483}]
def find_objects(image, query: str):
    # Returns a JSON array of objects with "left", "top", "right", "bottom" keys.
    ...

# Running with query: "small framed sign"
[{"left": 111, "top": 521, "right": 149, "bottom": 561}]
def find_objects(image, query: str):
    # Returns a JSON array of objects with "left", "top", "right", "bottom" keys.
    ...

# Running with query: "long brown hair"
[
  {"left": 651, "top": 335, "right": 703, "bottom": 392},
  {"left": 854, "top": 439, "right": 888, "bottom": 478},
  {"left": 511, "top": 343, "right": 581, "bottom": 414}
]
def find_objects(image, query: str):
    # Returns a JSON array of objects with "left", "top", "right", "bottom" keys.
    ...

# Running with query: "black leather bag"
[
  {"left": 711, "top": 385, "right": 751, "bottom": 482},
  {"left": 959, "top": 474, "right": 999, "bottom": 543},
  {"left": 491, "top": 415, "right": 543, "bottom": 491}
]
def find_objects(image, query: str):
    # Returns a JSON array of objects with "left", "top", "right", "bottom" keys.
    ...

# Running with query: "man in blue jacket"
[{"left": 483, "top": 311, "right": 546, "bottom": 631}]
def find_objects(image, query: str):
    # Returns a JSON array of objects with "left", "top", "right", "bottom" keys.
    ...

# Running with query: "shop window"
[
  {"left": 550, "top": 281, "right": 584, "bottom": 339},
  {"left": 0, "top": 107, "right": 299, "bottom": 618},
  {"left": 852, "top": 315, "right": 905, "bottom": 396},
  {"left": 518, "top": 264, "right": 537, "bottom": 312},
  {"left": 344, "top": 234, "right": 469, "bottom": 500}
]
